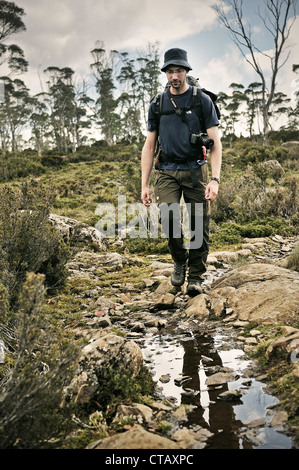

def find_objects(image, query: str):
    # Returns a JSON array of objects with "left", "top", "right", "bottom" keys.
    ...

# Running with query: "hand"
[
  {"left": 141, "top": 187, "right": 152, "bottom": 206},
  {"left": 205, "top": 180, "right": 219, "bottom": 201}
]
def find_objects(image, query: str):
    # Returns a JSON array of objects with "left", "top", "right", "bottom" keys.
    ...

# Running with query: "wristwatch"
[{"left": 211, "top": 177, "right": 220, "bottom": 184}]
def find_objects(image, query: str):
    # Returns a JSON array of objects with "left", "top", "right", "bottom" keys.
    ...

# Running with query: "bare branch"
[{"left": 212, "top": 0, "right": 297, "bottom": 140}]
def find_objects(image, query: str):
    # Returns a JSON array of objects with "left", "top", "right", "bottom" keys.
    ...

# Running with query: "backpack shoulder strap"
[
  {"left": 201, "top": 87, "right": 221, "bottom": 120},
  {"left": 192, "top": 86, "right": 206, "bottom": 132},
  {"left": 192, "top": 86, "right": 221, "bottom": 132},
  {"left": 152, "top": 92, "right": 163, "bottom": 123}
]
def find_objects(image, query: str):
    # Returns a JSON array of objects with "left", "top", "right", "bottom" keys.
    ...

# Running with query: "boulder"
[
  {"left": 171, "top": 427, "right": 213, "bottom": 449},
  {"left": 265, "top": 329, "right": 299, "bottom": 360},
  {"left": 208, "top": 249, "right": 251, "bottom": 264},
  {"left": 49, "top": 213, "right": 107, "bottom": 250},
  {"left": 154, "top": 293, "right": 175, "bottom": 309},
  {"left": 153, "top": 279, "right": 173, "bottom": 296},
  {"left": 206, "top": 371, "right": 237, "bottom": 386},
  {"left": 91, "top": 424, "right": 180, "bottom": 449},
  {"left": 185, "top": 294, "right": 210, "bottom": 319},
  {"left": 208, "top": 263, "right": 299, "bottom": 325},
  {"left": 65, "top": 334, "right": 143, "bottom": 405},
  {"left": 270, "top": 411, "right": 288, "bottom": 427},
  {"left": 113, "top": 403, "right": 153, "bottom": 424}
]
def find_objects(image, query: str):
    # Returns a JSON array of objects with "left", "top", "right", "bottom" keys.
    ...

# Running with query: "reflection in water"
[
  {"left": 179, "top": 331, "right": 243, "bottom": 449},
  {"left": 198, "top": 361, "right": 210, "bottom": 426},
  {"left": 142, "top": 327, "right": 293, "bottom": 449}
]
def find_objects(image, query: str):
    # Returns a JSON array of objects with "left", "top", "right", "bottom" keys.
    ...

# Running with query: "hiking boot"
[
  {"left": 187, "top": 281, "right": 203, "bottom": 297},
  {"left": 171, "top": 260, "right": 187, "bottom": 287}
]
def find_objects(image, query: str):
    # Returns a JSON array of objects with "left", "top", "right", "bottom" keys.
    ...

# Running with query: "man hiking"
[{"left": 141, "top": 47, "right": 222, "bottom": 296}]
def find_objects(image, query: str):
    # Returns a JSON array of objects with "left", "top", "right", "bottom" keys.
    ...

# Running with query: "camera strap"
[
  {"left": 166, "top": 87, "right": 201, "bottom": 188},
  {"left": 166, "top": 88, "right": 195, "bottom": 134}
]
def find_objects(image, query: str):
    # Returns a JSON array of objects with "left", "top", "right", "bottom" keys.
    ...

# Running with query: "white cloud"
[
  {"left": 16, "top": 0, "right": 218, "bottom": 60},
  {"left": 276, "top": 18, "right": 299, "bottom": 101},
  {"left": 11, "top": 0, "right": 219, "bottom": 93},
  {"left": 202, "top": 15, "right": 299, "bottom": 98},
  {"left": 198, "top": 45, "right": 256, "bottom": 93},
  {"left": 5, "top": 0, "right": 298, "bottom": 104}
]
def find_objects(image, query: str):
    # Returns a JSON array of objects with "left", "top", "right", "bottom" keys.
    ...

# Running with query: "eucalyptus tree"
[
  {"left": 213, "top": 0, "right": 297, "bottom": 143},
  {"left": 90, "top": 42, "right": 119, "bottom": 145},
  {"left": 135, "top": 41, "right": 161, "bottom": 129},
  {"left": 287, "top": 64, "right": 299, "bottom": 130},
  {"left": 227, "top": 83, "right": 248, "bottom": 136},
  {"left": 0, "top": 1, "right": 28, "bottom": 150},
  {"left": 117, "top": 42, "right": 161, "bottom": 141},
  {"left": 0, "top": 0, "right": 28, "bottom": 74},
  {"left": 0, "top": 76, "right": 30, "bottom": 151},
  {"left": 217, "top": 83, "right": 248, "bottom": 141},
  {"left": 117, "top": 52, "right": 142, "bottom": 142},
  {"left": 268, "top": 91, "right": 292, "bottom": 130},
  {"left": 216, "top": 91, "right": 230, "bottom": 137},
  {"left": 28, "top": 93, "right": 50, "bottom": 156},
  {"left": 44, "top": 66, "right": 72, "bottom": 153},
  {"left": 43, "top": 66, "right": 88, "bottom": 153},
  {"left": 244, "top": 82, "right": 263, "bottom": 137}
]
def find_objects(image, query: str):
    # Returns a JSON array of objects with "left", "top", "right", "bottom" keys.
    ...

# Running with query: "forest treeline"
[{"left": 0, "top": 1, "right": 298, "bottom": 155}]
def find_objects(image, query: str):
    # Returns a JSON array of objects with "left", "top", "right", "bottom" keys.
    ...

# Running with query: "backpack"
[{"left": 152, "top": 75, "right": 220, "bottom": 134}]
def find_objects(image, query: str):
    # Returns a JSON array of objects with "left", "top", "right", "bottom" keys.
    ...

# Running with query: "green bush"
[
  {"left": 240, "top": 145, "right": 286, "bottom": 167},
  {"left": 41, "top": 155, "right": 67, "bottom": 167},
  {"left": 0, "top": 181, "right": 76, "bottom": 448},
  {"left": 0, "top": 180, "right": 72, "bottom": 306},
  {"left": 210, "top": 222, "right": 243, "bottom": 247},
  {"left": 0, "top": 153, "right": 46, "bottom": 181},
  {"left": 268, "top": 129, "right": 299, "bottom": 142},
  {"left": 210, "top": 218, "right": 295, "bottom": 248},
  {"left": 212, "top": 167, "right": 298, "bottom": 228},
  {"left": 286, "top": 244, "right": 299, "bottom": 272},
  {"left": 0, "top": 284, "right": 9, "bottom": 323},
  {"left": 84, "top": 365, "right": 156, "bottom": 425},
  {"left": 0, "top": 273, "right": 78, "bottom": 449}
]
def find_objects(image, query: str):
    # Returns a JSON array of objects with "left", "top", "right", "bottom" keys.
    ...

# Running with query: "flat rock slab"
[{"left": 208, "top": 263, "right": 299, "bottom": 325}]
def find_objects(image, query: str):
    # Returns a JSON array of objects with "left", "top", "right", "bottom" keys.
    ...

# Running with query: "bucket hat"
[{"left": 161, "top": 48, "right": 192, "bottom": 72}]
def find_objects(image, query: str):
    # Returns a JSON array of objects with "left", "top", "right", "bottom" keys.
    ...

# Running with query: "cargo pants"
[{"left": 154, "top": 164, "right": 210, "bottom": 282}]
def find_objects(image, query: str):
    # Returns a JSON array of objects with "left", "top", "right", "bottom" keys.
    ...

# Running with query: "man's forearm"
[
  {"left": 141, "top": 147, "right": 154, "bottom": 190},
  {"left": 141, "top": 131, "right": 156, "bottom": 205},
  {"left": 210, "top": 143, "right": 222, "bottom": 179},
  {"left": 207, "top": 126, "right": 222, "bottom": 179},
  {"left": 205, "top": 126, "right": 222, "bottom": 201}
]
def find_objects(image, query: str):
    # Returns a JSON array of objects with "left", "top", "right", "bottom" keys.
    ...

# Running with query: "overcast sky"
[{"left": 4, "top": 0, "right": 299, "bottom": 103}]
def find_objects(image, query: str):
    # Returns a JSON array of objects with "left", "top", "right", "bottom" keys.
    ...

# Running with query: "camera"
[{"left": 190, "top": 132, "right": 214, "bottom": 150}]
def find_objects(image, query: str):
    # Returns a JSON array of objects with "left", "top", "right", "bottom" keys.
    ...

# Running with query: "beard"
[
  {"left": 169, "top": 75, "right": 188, "bottom": 93},
  {"left": 170, "top": 79, "right": 183, "bottom": 89}
]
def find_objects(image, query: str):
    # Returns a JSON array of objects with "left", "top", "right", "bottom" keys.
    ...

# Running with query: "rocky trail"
[{"left": 58, "top": 219, "right": 299, "bottom": 449}]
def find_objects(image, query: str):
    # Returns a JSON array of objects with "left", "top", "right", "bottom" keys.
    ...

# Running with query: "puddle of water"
[{"left": 142, "top": 328, "right": 294, "bottom": 449}]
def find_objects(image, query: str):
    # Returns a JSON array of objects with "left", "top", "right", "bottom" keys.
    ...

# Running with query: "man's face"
[{"left": 166, "top": 66, "right": 187, "bottom": 90}]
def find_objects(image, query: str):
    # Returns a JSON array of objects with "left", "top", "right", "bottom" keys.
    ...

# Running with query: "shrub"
[
  {"left": 0, "top": 273, "right": 78, "bottom": 448},
  {"left": 263, "top": 174, "right": 299, "bottom": 219},
  {"left": 85, "top": 365, "right": 156, "bottom": 425},
  {"left": 210, "top": 222, "right": 242, "bottom": 247},
  {"left": 240, "top": 145, "right": 286, "bottom": 167},
  {"left": 0, "top": 284, "right": 9, "bottom": 323},
  {"left": 0, "top": 153, "right": 46, "bottom": 182},
  {"left": 286, "top": 244, "right": 299, "bottom": 272},
  {"left": 209, "top": 218, "right": 295, "bottom": 248},
  {"left": 41, "top": 155, "right": 67, "bottom": 167},
  {"left": 212, "top": 167, "right": 298, "bottom": 227},
  {"left": 0, "top": 180, "right": 72, "bottom": 306}
]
